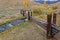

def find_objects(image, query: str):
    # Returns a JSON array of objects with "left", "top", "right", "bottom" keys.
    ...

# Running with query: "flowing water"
[{"left": 0, "top": 18, "right": 26, "bottom": 33}]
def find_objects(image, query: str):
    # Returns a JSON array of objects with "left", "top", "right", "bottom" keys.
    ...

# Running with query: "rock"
[{"left": 24, "top": 19, "right": 28, "bottom": 21}]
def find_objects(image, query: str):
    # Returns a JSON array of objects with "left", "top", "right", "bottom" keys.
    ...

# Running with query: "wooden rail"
[{"left": 31, "top": 17, "right": 60, "bottom": 35}]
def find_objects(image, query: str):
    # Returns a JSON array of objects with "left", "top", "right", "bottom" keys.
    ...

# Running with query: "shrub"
[{"left": 32, "top": 6, "right": 45, "bottom": 16}]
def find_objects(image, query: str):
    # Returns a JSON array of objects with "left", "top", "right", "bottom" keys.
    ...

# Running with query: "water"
[
  {"left": 34, "top": 0, "right": 60, "bottom": 4},
  {"left": 0, "top": 18, "right": 26, "bottom": 33}
]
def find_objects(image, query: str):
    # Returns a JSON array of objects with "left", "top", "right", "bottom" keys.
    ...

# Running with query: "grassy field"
[
  {"left": 0, "top": 21, "right": 59, "bottom": 40},
  {"left": 0, "top": 5, "right": 24, "bottom": 25}
]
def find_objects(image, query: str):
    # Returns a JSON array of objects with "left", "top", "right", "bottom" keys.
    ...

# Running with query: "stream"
[
  {"left": 34, "top": 0, "right": 60, "bottom": 4},
  {"left": 0, "top": 18, "right": 26, "bottom": 33}
]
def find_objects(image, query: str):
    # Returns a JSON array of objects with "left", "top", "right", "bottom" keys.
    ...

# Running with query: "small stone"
[{"left": 24, "top": 19, "right": 28, "bottom": 21}]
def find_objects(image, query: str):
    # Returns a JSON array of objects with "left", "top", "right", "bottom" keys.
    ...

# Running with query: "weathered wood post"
[
  {"left": 53, "top": 13, "right": 57, "bottom": 24},
  {"left": 31, "top": 11, "right": 32, "bottom": 17},
  {"left": 22, "top": 10, "right": 25, "bottom": 16},
  {"left": 28, "top": 11, "right": 30, "bottom": 20},
  {"left": 30, "top": 11, "right": 32, "bottom": 21},
  {"left": 20, "top": 10, "right": 23, "bottom": 14},
  {"left": 47, "top": 14, "right": 53, "bottom": 38},
  {"left": 27, "top": 10, "right": 32, "bottom": 21}
]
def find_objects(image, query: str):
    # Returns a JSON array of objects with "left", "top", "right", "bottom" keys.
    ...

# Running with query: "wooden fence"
[{"left": 20, "top": 9, "right": 60, "bottom": 38}]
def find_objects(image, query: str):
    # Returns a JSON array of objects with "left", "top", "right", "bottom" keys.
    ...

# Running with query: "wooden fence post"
[
  {"left": 22, "top": 10, "right": 25, "bottom": 16},
  {"left": 53, "top": 13, "right": 57, "bottom": 24},
  {"left": 28, "top": 11, "right": 30, "bottom": 20},
  {"left": 30, "top": 11, "right": 32, "bottom": 21},
  {"left": 20, "top": 10, "right": 23, "bottom": 14},
  {"left": 31, "top": 11, "right": 32, "bottom": 16},
  {"left": 27, "top": 10, "right": 32, "bottom": 21},
  {"left": 47, "top": 14, "right": 53, "bottom": 38}
]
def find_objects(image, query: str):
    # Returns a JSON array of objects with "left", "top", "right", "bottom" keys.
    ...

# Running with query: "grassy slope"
[
  {"left": 0, "top": 0, "right": 38, "bottom": 24},
  {"left": 0, "top": 4, "right": 24, "bottom": 25}
]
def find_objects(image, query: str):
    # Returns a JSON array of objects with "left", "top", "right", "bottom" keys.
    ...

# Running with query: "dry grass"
[{"left": 0, "top": 5, "right": 24, "bottom": 25}]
